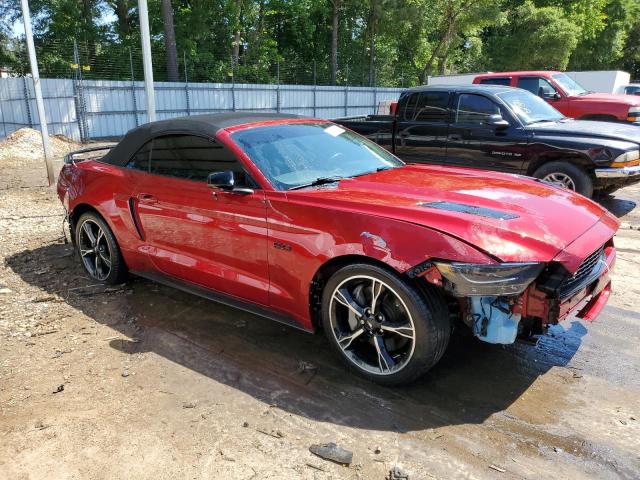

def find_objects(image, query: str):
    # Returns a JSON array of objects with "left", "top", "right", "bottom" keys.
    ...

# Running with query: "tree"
[
  {"left": 484, "top": 1, "right": 580, "bottom": 71},
  {"left": 161, "top": 0, "right": 179, "bottom": 81},
  {"left": 329, "top": 0, "right": 342, "bottom": 85},
  {"left": 105, "top": 0, "right": 133, "bottom": 40},
  {"left": 568, "top": 0, "right": 637, "bottom": 70}
]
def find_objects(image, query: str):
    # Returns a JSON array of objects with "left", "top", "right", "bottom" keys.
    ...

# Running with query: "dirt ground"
[{"left": 1, "top": 154, "right": 639, "bottom": 479}]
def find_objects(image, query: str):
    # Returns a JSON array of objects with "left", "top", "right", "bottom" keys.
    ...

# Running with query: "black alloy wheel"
[
  {"left": 75, "top": 212, "right": 127, "bottom": 284},
  {"left": 321, "top": 263, "right": 450, "bottom": 386}
]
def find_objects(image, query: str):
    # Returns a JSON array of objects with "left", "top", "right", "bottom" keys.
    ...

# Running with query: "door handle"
[
  {"left": 137, "top": 193, "right": 157, "bottom": 205},
  {"left": 449, "top": 134, "right": 462, "bottom": 141}
]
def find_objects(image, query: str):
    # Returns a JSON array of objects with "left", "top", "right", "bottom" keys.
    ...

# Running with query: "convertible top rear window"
[{"left": 232, "top": 122, "right": 403, "bottom": 190}]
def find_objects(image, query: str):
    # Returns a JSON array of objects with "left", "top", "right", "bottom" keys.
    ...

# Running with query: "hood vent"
[{"left": 417, "top": 201, "right": 519, "bottom": 220}]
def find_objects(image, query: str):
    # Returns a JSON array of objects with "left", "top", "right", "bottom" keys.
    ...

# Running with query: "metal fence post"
[
  {"left": 373, "top": 66, "right": 377, "bottom": 114},
  {"left": 129, "top": 48, "right": 139, "bottom": 127},
  {"left": 276, "top": 61, "right": 281, "bottom": 113},
  {"left": 183, "top": 51, "right": 190, "bottom": 116},
  {"left": 313, "top": 60, "right": 317, "bottom": 118},
  {"left": 231, "top": 55, "right": 236, "bottom": 112},
  {"left": 22, "top": 75, "right": 33, "bottom": 128},
  {"left": 344, "top": 64, "right": 349, "bottom": 117},
  {"left": 72, "top": 40, "right": 88, "bottom": 142}
]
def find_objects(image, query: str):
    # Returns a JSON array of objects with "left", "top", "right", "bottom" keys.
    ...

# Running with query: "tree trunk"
[
  {"left": 161, "top": 0, "right": 179, "bottom": 82},
  {"left": 81, "top": 0, "right": 97, "bottom": 65},
  {"left": 232, "top": 0, "right": 243, "bottom": 66},
  {"left": 330, "top": 0, "right": 341, "bottom": 85},
  {"left": 114, "top": 0, "right": 130, "bottom": 38},
  {"left": 368, "top": 0, "right": 379, "bottom": 87}
]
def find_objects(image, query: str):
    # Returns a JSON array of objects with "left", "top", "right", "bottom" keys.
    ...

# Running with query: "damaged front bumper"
[
  {"left": 417, "top": 241, "right": 616, "bottom": 345},
  {"left": 515, "top": 243, "right": 615, "bottom": 339}
]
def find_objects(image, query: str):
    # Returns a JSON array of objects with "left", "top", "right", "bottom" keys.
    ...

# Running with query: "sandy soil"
[{"left": 0, "top": 166, "right": 639, "bottom": 479}]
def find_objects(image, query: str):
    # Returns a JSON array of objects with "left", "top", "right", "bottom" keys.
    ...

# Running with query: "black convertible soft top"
[{"left": 102, "top": 112, "right": 301, "bottom": 166}]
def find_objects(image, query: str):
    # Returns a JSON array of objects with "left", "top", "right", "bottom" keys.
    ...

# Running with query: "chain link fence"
[
  {"left": 1, "top": 38, "right": 406, "bottom": 142},
  {"left": 2, "top": 37, "right": 412, "bottom": 86}
]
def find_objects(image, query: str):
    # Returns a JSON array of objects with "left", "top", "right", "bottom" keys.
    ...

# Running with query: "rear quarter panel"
[{"left": 60, "top": 161, "right": 151, "bottom": 272}]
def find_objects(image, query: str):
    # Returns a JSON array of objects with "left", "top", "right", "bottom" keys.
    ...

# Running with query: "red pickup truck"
[{"left": 473, "top": 71, "right": 640, "bottom": 124}]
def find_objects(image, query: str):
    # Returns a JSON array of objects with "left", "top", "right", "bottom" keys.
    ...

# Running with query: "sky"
[{"left": 11, "top": 8, "right": 117, "bottom": 38}]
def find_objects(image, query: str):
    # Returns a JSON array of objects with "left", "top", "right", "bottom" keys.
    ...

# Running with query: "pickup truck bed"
[{"left": 337, "top": 115, "right": 395, "bottom": 149}]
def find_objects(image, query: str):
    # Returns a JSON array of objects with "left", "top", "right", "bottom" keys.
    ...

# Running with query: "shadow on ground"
[
  {"left": 598, "top": 193, "right": 637, "bottom": 218},
  {"left": 6, "top": 243, "right": 587, "bottom": 433}
]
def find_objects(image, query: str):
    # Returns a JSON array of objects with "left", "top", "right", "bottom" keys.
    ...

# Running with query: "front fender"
[
  {"left": 265, "top": 194, "right": 494, "bottom": 329},
  {"left": 528, "top": 134, "right": 636, "bottom": 169}
]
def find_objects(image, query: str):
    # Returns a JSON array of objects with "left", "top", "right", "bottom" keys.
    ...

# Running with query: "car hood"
[
  {"left": 288, "top": 165, "right": 619, "bottom": 263},
  {"left": 579, "top": 92, "right": 640, "bottom": 106},
  {"left": 527, "top": 119, "right": 640, "bottom": 145}
]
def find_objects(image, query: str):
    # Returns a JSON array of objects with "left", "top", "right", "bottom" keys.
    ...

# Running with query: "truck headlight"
[
  {"left": 627, "top": 106, "right": 640, "bottom": 122},
  {"left": 611, "top": 149, "right": 640, "bottom": 168},
  {"left": 434, "top": 262, "right": 545, "bottom": 296}
]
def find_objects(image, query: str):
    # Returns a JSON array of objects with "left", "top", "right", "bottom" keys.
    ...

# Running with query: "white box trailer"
[
  {"left": 426, "top": 73, "right": 482, "bottom": 86},
  {"left": 564, "top": 70, "right": 631, "bottom": 94}
]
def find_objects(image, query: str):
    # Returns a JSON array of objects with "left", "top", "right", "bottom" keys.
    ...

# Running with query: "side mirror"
[
  {"left": 208, "top": 171, "right": 235, "bottom": 190},
  {"left": 207, "top": 171, "right": 254, "bottom": 194},
  {"left": 539, "top": 86, "right": 560, "bottom": 100},
  {"left": 486, "top": 114, "right": 509, "bottom": 129}
]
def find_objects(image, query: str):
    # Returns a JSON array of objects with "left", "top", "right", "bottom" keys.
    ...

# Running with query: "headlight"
[
  {"left": 611, "top": 150, "right": 640, "bottom": 167},
  {"left": 434, "top": 262, "right": 545, "bottom": 296},
  {"left": 627, "top": 106, "right": 640, "bottom": 122}
]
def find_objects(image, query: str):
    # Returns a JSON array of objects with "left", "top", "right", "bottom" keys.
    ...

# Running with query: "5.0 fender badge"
[{"left": 273, "top": 241, "right": 292, "bottom": 252}]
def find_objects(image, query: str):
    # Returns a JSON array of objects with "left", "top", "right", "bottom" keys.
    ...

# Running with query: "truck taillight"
[{"left": 390, "top": 102, "right": 398, "bottom": 116}]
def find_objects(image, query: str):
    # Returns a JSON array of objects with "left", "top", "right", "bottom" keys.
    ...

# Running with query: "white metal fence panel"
[{"left": 0, "top": 77, "right": 403, "bottom": 142}]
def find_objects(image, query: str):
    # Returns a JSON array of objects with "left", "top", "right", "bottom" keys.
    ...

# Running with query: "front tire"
[
  {"left": 533, "top": 161, "right": 594, "bottom": 198},
  {"left": 75, "top": 212, "right": 127, "bottom": 284},
  {"left": 321, "top": 263, "right": 450, "bottom": 386}
]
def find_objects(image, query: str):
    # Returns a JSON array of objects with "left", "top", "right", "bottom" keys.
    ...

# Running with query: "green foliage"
[
  {"left": 484, "top": 1, "right": 580, "bottom": 71},
  {"left": 568, "top": 0, "right": 638, "bottom": 70},
  {"left": 1, "top": 0, "right": 639, "bottom": 85}
]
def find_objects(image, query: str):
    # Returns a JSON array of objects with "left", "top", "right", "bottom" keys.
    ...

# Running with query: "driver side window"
[
  {"left": 127, "top": 134, "right": 255, "bottom": 186},
  {"left": 517, "top": 77, "right": 557, "bottom": 98},
  {"left": 455, "top": 94, "right": 501, "bottom": 125}
]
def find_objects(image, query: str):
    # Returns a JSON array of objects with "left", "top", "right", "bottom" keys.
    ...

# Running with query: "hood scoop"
[{"left": 417, "top": 201, "right": 519, "bottom": 220}]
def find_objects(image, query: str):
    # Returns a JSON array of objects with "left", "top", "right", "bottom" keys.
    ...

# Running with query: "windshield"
[
  {"left": 552, "top": 73, "right": 588, "bottom": 96},
  {"left": 232, "top": 122, "right": 403, "bottom": 190},
  {"left": 497, "top": 89, "right": 565, "bottom": 125}
]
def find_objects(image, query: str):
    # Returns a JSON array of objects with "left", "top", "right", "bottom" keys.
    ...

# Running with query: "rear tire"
[
  {"left": 321, "top": 263, "right": 450, "bottom": 386},
  {"left": 75, "top": 212, "right": 127, "bottom": 285},
  {"left": 533, "top": 161, "right": 594, "bottom": 198}
]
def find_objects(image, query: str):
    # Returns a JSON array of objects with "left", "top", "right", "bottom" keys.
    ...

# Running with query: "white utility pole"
[
  {"left": 20, "top": 0, "right": 54, "bottom": 185},
  {"left": 138, "top": 0, "right": 156, "bottom": 122}
]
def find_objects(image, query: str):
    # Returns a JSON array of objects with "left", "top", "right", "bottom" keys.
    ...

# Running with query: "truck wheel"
[
  {"left": 533, "top": 161, "right": 594, "bottom": 198},
  {"left": 321, "top": 263, "right": 450, "bottom": 386}
]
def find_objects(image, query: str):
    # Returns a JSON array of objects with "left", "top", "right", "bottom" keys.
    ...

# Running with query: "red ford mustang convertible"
[{"left": 57, "top": 113, "right": 618, "bottom": 385}]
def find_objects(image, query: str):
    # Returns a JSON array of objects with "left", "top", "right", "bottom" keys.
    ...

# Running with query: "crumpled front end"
[{"left": 414, "top": 218, "right": 617, "bottom": 345}]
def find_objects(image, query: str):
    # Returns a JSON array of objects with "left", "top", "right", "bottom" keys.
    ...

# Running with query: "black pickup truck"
[{"left": 335, "top": 84, "right": 640, "bottom": 197}]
